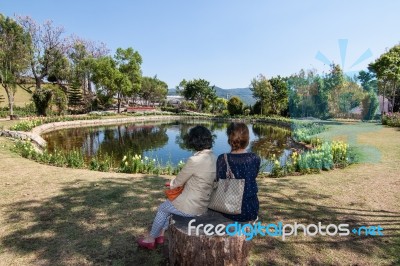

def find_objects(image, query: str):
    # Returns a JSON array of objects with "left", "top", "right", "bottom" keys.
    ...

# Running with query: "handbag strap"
[{"left": 224, "top": 153, "right": 236, "bottom": 179}]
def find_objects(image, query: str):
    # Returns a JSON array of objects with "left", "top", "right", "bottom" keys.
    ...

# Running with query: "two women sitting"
[{"left": 137, "top": 122, "right": 260, "bottom": 249}]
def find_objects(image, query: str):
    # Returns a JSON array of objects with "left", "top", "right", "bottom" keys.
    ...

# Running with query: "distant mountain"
[{"left": 168, "top": 86, "right": 256, "bottom": 106}]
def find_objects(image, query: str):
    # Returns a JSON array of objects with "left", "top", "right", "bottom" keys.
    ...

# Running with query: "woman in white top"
[{"left": 137, "top": 125, "right": 216, "bottom": 250}]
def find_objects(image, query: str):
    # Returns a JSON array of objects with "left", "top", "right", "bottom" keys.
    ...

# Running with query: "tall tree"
[
  {"left": 369, "top": 45, "right": 400, "bottom": 113},
  {"left": 358, "top": 70, "right": 377, "bottom": 92},
  {"left": 358, "top": 70, "right": 379, "bottom": 120},
  {"left": 250, "top": 74, "right": 273, "bottom": 115},
  {"left": 324, "top": 64, "right": 345, "bottom": 116},
  {"left": 251, "top": 75, "right": 288, "bottom": 115},
  {"left": 140, "top": 76, "right": 168, "bottom": 106},
  {"left": 67, "top": 37, "right": 108, "bottom": 94},
  {"left": 114, "top": 47, "right": 142, "bottom": 102},
  {"left": 90, "top": 54, "right": 134, "bottom": 113},
  {"left": 269, "top": 76, "right": 289, "bottom": 115},
  {"left": 176, "top": 78, "right": 216, "bottom": 111},
  {"left": 0, "top": 14, "right": 32, "bottom": 119},
  {"left": 17, "top": 16, "right": 66, "bottom": 90}
]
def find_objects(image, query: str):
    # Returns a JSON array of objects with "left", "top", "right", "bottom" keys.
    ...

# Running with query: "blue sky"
[{"left": 1, "top": 1, "right": 400, "bottom": 88}]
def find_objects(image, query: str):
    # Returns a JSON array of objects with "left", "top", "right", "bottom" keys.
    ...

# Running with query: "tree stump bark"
[{"left": 168, "top": 210, "right": 251, "bottom": 266}]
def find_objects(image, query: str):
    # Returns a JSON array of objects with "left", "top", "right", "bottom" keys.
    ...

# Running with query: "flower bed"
[{"left": 12, "top": 140, "right": 185, "bottom": 175}]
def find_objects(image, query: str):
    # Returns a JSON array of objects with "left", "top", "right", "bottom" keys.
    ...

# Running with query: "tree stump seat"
[{"left": 168, "top": 210, "right": 251, "bottom": 266}]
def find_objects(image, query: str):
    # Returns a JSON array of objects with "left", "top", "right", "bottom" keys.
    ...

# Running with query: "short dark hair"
[
  {"left": 227, "top": 122, "right": 249, "bottom": 151},
  {"left": 186, "top": 125, "right": 213, "bottom": 151}
]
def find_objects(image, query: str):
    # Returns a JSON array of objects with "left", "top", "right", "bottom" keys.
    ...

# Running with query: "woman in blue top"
[{"left": 216, "top": 122, "right": 261, "bottom": 222}]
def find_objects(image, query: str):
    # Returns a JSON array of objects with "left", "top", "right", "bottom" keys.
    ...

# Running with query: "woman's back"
[{"left": 216, "top": 152, "right": 260, "bottom": 222}]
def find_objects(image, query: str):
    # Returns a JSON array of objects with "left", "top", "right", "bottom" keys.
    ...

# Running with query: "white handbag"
[{"left": 208, "top": 153, "right": 245, "bottom": 214}]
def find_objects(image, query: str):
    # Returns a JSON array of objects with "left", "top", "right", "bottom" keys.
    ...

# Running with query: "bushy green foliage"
[
  {"left": 268, "top": 120, "right": 351, "bottom": 177},
  {"left": 291, "top": 122, "right": 327, "bottom": 143},
  {"left": 270, "top": 140, "right": 350, "bottom": 177},
  {"left": 227, "top": 96, "right": 244, "bottom": 115},
  {"left": 0, "top": 104, "right": 36, "bottom": 118},
  {"left": 118, "top": 154, "right": 185, "bottom": 175},
  {"left": 382, "top": 112, "right": 400, "bottom": 127},
  {"left": 89, "top": 154, "right": 112, "bottom": 172},
  {"left": 9, "top": 114, "right": 117, "bottom": 131},
  {"left": 32, "top": 88, "right": 53, "bottom": 116},
  {"left": 361, "top": 91, "right": 379, "bottom": 120},
  {"left": 12, "top": 141, "right": 85, "bottom": 168},
  {"left": 51, "top": 86, "right": 68, "bottom": 115},
  {"left": 9, "top": 119, "right": 43, "bottom": 131},
  {"left": 177, "top": 79, "right": 217, "bottom": 111},
  {"left": 12, "top": 140, "right": 186, "bottom": 175},
  {"left": 181, "top": 101, "right": 197, "bottom": 111},
  {"left": 161, "top": 106, "right": 180, "bottom": 113}
]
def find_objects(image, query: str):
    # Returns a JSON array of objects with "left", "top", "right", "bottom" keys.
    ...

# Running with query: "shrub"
[
  {"left": 292, "top": 122, "right": 326, "bottom": 143},
  {"left": 32, "top": 88, "right": 53, "bottom": 116},
  {"left": 51, "top": 86, "right": 68, "bottom": 115},
  {"left": 382, "top": 112, "right": 400, "bottom": 127},
  {"left": 65, "top": 150, "right": 85, "bottom": 168},
  {"left": 227, "top": 96, "right": 244, "bottom": 115},
  {"left": 0, "top": 104, "right": 36, "bottom": 118},
  {"left": 89, "top": 154, "right": 112, "bottom": 172},
  {"left": 269, "top": 140, "right": 349, "bottom": 177}
]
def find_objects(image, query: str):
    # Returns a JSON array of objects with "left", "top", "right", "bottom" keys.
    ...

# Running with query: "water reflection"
[
  {"left": 43, "top": 120, "right": 296, "bottom": 171},
  {"left": 250, "top": 124, "right": 292, "bottom": 159}
]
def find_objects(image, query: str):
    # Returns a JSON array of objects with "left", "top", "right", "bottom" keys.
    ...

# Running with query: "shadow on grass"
[
  {"left": 252, "top": 178, "right": 400, "bottom": 265},
  {"left": 2, "top": 175, "right": 399, "bottom": 265},
  {"left": 1, "top": 176, "right": 168, "bottom": 266}
]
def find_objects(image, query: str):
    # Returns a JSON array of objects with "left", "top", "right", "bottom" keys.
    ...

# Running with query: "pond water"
[{"left": 42, "top": 119, "right": 296, "bottom": 172}]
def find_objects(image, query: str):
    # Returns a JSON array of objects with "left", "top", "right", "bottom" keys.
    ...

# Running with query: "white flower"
[{"left": 122, "top": 155, "right": 127, "bottom": 162}]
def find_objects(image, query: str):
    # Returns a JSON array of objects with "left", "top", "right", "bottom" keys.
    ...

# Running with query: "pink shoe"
[
  {"left": 155, "top": 236, "right": 164, "bottom": 244},
  {"left": 137, "top": 237, "right": 156, "bottom": 250}
]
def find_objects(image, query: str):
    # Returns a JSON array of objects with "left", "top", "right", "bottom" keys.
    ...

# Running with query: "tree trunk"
[
  {"left": 87, "top": 75, "right": 92, "bottom": 94},
  {"left": 35, "top": 76, "right": 42, "bottom": 90},
  {"left": 391, "top": 82, "right": 396, "bottom": 113},
  {"left": 117, "top": 92, "right": 121, "bottom": 113},
  {"left": 382, "top": 83, "right": 386, "bottom": 115},
  {"left": 168, "top": 211, "right": 251, "bottom": 266},
  {"left": 4, "top": 85, "right": 15, "bottom": 119}
]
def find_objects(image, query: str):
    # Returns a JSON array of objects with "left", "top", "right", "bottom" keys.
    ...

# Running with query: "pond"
[{"left": 42, "top": 119, "right": 297, "bottom": 172}]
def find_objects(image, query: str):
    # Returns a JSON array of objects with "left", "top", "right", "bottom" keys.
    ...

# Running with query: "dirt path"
[{"left": 0, "top": 123, "right": 399, "bottom": 265}]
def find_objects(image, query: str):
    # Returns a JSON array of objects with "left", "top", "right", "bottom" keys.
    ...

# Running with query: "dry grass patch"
[{"left": 0, "top": 122, "right": 399, "bottom": 265}]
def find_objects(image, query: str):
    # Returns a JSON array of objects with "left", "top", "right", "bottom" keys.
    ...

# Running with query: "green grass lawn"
[
  {"left": 0, "top": 120, "right": 399, "bottom": 265},
  {"left": 0, "top": 85, "right": 33, "bottom": 108}
]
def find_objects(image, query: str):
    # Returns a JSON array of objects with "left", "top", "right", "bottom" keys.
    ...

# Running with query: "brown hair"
[{"left": 227, "top": 122, "right": 249, "bottom": 151}]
